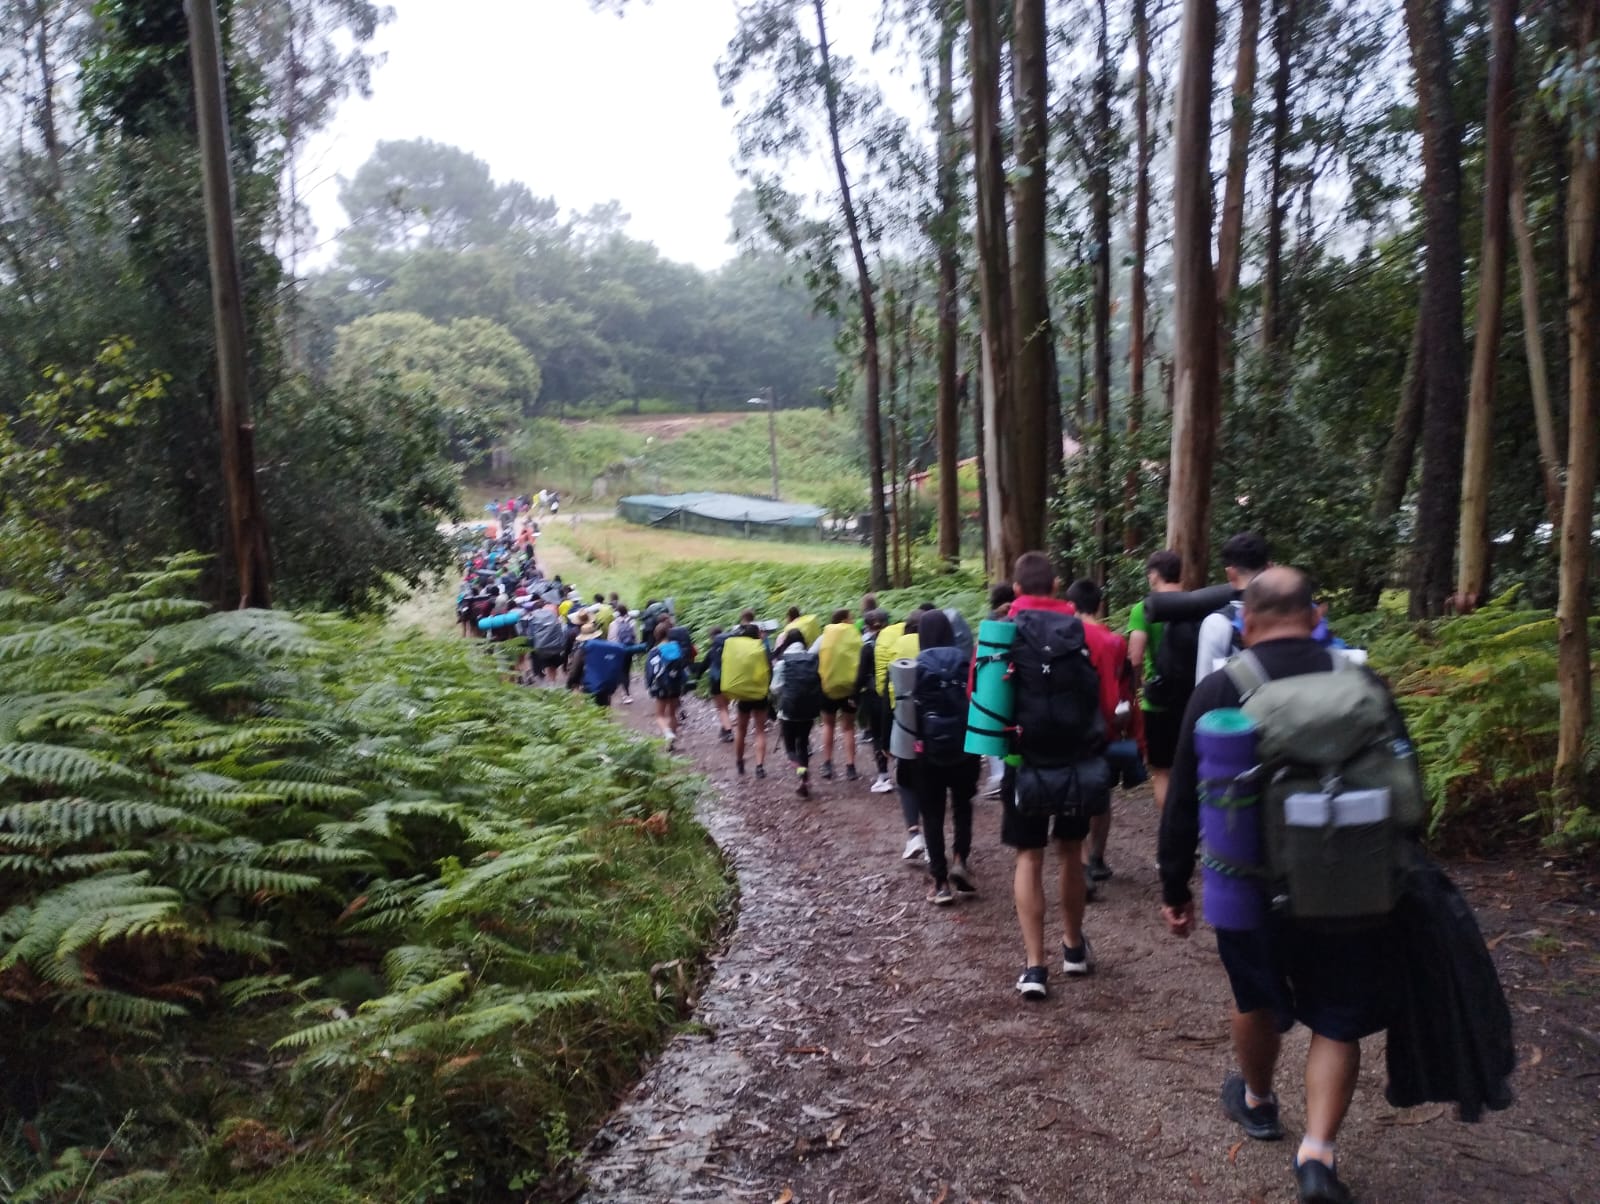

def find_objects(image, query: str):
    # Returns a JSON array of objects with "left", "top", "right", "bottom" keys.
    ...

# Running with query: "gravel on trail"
[{"left": 580, "top": 696, "right": 1600, "bottom": 1204}]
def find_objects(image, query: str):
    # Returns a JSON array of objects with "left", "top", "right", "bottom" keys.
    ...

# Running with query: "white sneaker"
[
  {"left": 621, "top": 695, "right": 634, "bottom": 705},
  {"left": 665, "top": 732, "right": 677, "bottom": 750},
  {"left": 870, "top": 773, "right": 895, "bottom": 794},
  {"left": 902, "top": 831, "right": 926, "bottom": 861},
  {"left": 1061, "top": 937, "right": 1095, "bottom": 976}
]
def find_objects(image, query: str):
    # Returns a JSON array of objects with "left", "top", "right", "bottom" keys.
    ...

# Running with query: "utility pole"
[
  {"left": 766, "top": 387, "right": 781, "bottom": 500},
  {"left": 186, "top": 0, "right": 272, "bottom": 608}
]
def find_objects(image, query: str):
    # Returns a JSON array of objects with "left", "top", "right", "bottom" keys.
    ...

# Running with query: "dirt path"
[{"left": 580, "top": 697, "right": 1600, "bottom": 1203}]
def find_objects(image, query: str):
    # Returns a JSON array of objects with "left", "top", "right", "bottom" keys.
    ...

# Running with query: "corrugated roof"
[{"left": 620, "top": 492, "right": 826, "bottom": 526}]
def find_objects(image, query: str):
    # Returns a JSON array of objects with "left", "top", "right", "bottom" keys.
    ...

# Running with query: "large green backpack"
[
  {"left": 1228, "top": 651, "right": 1425, "bottom": 922},
  {"left": 720, "top": 635, "right": 772, "bottom": 703}
]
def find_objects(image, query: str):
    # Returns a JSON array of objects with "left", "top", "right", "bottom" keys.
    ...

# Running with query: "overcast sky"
[{"left": 301, "top": 1, "right": 897, "bottom": 272}]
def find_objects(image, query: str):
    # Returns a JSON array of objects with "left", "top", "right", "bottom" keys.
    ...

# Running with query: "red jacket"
[{"left": 1009, "top": 595, "right": 1139, "bottom": 740}]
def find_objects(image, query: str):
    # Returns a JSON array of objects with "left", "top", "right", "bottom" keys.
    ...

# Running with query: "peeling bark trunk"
[{"left": 1512, "top": 162, "right": 1565, "bottom": 527}]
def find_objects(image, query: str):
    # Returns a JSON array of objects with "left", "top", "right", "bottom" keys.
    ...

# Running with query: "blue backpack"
[
  {"left": 646, "top": 640, "right": 689, "bottom": 699},
  {"left": 582, "top": 640, "right": 627, "bottom": 694}
]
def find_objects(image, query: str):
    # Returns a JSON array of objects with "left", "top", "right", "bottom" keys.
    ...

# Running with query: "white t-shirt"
[{"left": 1195, "top": 600, "right": 1244, "bottom": 681}]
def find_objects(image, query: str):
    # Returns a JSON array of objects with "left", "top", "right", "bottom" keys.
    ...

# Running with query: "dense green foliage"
[
  {"left": 309, "top": 139, "right": 841, "bottom": 412},
  {"left": 639, "top": 559, "right": 989, "bottom": 642},
  {"left": 0, "top": 561, "right": 728, "bottom": 1199}
]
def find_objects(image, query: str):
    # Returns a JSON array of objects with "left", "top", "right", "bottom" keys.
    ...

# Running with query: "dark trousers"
[
  {"left": 781, "top": 718, "right": 813, "bottom": 769},
  {"left": 621, "top": 653, "right": 633, "bottom": 695},
  {"left": 913, "top": 756, "right": 981, "bottom": 885},
  {"left": 863, "top": 692, "right": 889, "bottom": 773}
]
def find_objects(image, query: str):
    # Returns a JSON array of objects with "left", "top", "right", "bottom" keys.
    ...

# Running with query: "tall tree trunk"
[
  {"left": 1166, "top": 0, "right": 1222, "bottom": 588},
  {"left": 1009, "top": 0, "right": 1053, "bottom": 563},
  {"left": 814, "top": 0, "right": 888, "bottom": 590},
  {"left": 187, "top": 0, "right": 273, "bottom": 608},
  {"left": 1457, "top": 0, "right": 1518, "bottom": 611},
  {"left": 1555, "top": 5, "right": 1599, "bottom": 802},
  {"left": 887, "top": 282, "right": 904, "bottom": 588},
  {"left": 901, "top": 285, "right": 919, "bottom": 585},
  {"left": 1125, "top": 0, "right": 1152, "bottom": 553},
  {"left": 1512, "top": 160, "right": 1566, "bottom": 527},
  {"left": 973, "top": 334, "right": 992, "bottom": 575},
  {"left": 1260, "top": 0, "right": 1298, "bottom": 354},
  {"left": 1353, "top": 309, "right": 1427, "bottom": 612},
  {"left": 969, "top": 0, "right": 1016, "bottom": 574},
  {"left": 1404, "top": 0, "right": 1467, "bottom": 619},
  {"left": 1090, "top": 0, "right": 1115, "bottom": 584},
  {"left": 935, "top": 8, "right": 962, "bottom": 568},
  {"left": 1215, "top": 0, "right": 1261, "bottom": 320}
]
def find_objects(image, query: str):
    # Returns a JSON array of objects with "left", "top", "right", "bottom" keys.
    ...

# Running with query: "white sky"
[{"left": 301, "top": 1, "right": 901, "bottom": 272}]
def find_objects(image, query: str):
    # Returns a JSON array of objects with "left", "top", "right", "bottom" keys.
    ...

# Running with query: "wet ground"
[{"left": 581, "top": 697, "right": 1600, "bottom": 1203}]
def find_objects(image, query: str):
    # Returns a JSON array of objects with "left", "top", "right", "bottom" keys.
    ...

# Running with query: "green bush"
[
  {"left": 640, "top": 560, "right": 989, "bottom": 638},
  {"left": 0, "top": 559, "right": 728, "bottom": 1200},
  {"left": 1356, "top": 591, "right": 1600, "bottom": 849}
]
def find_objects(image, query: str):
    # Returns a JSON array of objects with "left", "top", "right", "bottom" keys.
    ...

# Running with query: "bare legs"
[{"left": 1012, "top": 840, "right": 1087, "bottom": 966}]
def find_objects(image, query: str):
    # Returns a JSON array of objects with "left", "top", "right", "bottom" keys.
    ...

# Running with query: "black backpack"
[
  {"left": 613, "top": 615, "right": 637, "bottom": 646},
  {"left": 1144, "top": 617, "right": 1201, "bottom": 711},
  {"left": 1009, "top": 609, "right": 1104, "bottom": 766},
  {"left": 914, "top": 647, "right": 971, "bottom": 766},
  {"left": 526, "top": 608, "right": 565, "bottom": 656},
  {"left": 779, "top": 652, "right": 823, "bottom": 722}
]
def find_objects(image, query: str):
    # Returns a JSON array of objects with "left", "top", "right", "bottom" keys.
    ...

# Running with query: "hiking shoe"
[
  {"left": 949, "top": 860, "right": 977, "bottom": 895},
  {"left": 1221, "top": 1073, "right": 1285, "bottom": 1141},
  {"left": 719, "top": 728, "right": 734, "bottom": 744},
  {"left": 930, "top": 882, "right": 955, "bottom": 906},
  {"left": 1294, "top": 1158, "right": 1353, "bottom": 1204},
  {"left": 845, "top": 764, "right": 859, "bottom": 782},
  {"left": 821, "top": 761, "right": 834, "bottom": 780},
  {"left": 1016, "top": 965, "right": 1049, "bottom": 999},
  {"left": 1087, "top": 855, "right": 1113, "bottom": 883},
  {"left": 665, "top": 732, "right": 677, "bottom": 750},
  {"left": 797, "top": 779, "right": 811, "bottom": 799},
  {"left": 902, "top": 832, "right": 926, "bottom": 861},
  {"left": 736, "top": 758, "right": 746, "bottom": 777},
  {"left": 754, "top": 764, "right": 766, "bottom": 780},
  {"left": 1061, "top": 938, "right": 1094, "bottom": 976},
  {"left": 870, "top": 773, "right": 895, "bottom": 793}
]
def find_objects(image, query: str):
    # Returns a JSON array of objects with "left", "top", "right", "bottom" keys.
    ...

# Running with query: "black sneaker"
[
  {"left": 1294, "top": 1157, "right": 1353, "bottom": 1204},
  {"left": 736, "top": 758, "right": 745, "bottom": 776},
  {"left": 949, "top": 860, "right": 977, "bottom": 895},
  {"left": 1015, "top": 965, "right": 1049, "bottom": 999},
  {"left": 1221, "top": 1073, "right": 1285, "bottom": 1141},
  {"left": 1087, "top": 855, "right": 1113, "bottom": 883},
  {"left": 1061, "top": 938, "right": 1094, "bottom": 976},
  {"left": 797, "top": 779, "right": 810, "bottom": 799},
  {"left": 719, "top": 728, "right": 735, "bottom": 744},
  {"left": 845, "top": 764, "right": 859, "bottom": 782},
  {"left": 754, "top": 764, "right": 766, "bottom": 780},
  {"left": 821, "top": 761, "right": 834, "bottom": 780}
]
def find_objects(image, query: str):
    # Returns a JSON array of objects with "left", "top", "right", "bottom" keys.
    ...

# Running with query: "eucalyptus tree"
[{"left": 719, "top": 0, "right": 898, "bottom": 588}]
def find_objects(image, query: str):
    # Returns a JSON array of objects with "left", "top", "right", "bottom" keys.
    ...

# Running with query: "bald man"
[{"left": 1158, "top": 567, "right": 1415, "bottom": 1204}]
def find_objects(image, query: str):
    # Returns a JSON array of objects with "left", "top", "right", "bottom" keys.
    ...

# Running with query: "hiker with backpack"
[
  {"left": 1127, "top": 550, "right": 1188, "bottom": 811},
  {"left": 567, "top": 621, "right": 638, "bottom": 707},
  {"left": 644, "top": 617, "right": 690, "bottom": 749},
  {"left": 1194, "top": 531, "right": 1270, "bottom": 681},
  {"left": 885, "top": 610, "right": 928, "bottom": 862},
  {"left": 816, "top": 609, "right": 861, "bottom": 782},
  {"left": 771, "top": 627, "right": 823, "bottom": 797},
  {"left": 1159, "top": 567, "right": 1422, "bottom": 1204},
  {"left": 699, "top": 626, "right": 735, "bottom": 743},
  {"left": 608, "top": 605, "right": 639, "bottom": 704},
  {"left": 524, "top": 598, "right": 568, "bottom": 683},
  {"left": 857, "top": 609, "right": 892, "bottom": 790},
  {"left": 1065, "top": 577, "right": 1144, "bottom": 893},
  {"left": 1000, "top": 552, "right": 1112, "bottom": 999},
  {"left": 720, "top": 611, "right": 772, "bottom": 778},
  {"left": 909, "top": 609, "right": 980, "bottom": 905}
]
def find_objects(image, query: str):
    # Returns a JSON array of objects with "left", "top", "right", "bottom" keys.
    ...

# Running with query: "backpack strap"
[{"left": 1223, "top": 649, "right": 1271, "bottom": 701}]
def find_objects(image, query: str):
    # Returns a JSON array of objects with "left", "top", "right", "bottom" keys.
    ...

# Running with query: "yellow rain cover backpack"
[
  {"left": 720, "top": 635, "right": 772, "bottom": 702},
  {"left": 818, "top": 622, "right": 862, "bottom": 700}
]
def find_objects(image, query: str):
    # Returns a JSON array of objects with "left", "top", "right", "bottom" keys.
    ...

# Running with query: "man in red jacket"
[{"left": 1002, "top": 552, "right": 1120, "bottom": 998}]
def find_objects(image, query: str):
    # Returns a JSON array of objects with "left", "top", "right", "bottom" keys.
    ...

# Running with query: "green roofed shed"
[{"left": 618, "top": 492, "right": 827, "bottom": 543}]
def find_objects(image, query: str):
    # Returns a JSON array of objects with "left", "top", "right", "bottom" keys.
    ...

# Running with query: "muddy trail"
[{"left": 581, "top": 697, "right": 1600, "bottom": 1203}]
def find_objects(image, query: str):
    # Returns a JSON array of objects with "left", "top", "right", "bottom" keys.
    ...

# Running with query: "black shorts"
[
  {"left": 1215, "top": 919, "right": 1396, "bottom": 1042},
  {"left": 735, "top": 699, "right": 769, "bottom": 715},
  {"left": 997, "top": 766, "right": 1095, "bottom": 848},
  {"left": 820, "top": 694, "right": 857, "bottom": 715},
  {"left": 1144, "top": 706, "right": 1182, "bottom": 769}
]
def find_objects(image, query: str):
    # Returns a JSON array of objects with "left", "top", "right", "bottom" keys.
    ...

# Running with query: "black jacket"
[{"left": 1384, "top": 857, "right": 1516, "bottom": 1122}]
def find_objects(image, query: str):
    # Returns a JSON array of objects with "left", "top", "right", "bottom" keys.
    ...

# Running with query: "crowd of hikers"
[{"left": 455, "top": 523, "right": 1514, "bottom": 1204}]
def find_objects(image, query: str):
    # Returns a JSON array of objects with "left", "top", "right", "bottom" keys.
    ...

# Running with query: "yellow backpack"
[
  {"left": 720, "top": 635, "right": 772, "bottom": 702},
  {"left": 874, "top": 621, "right": 906, "bottom": 698},
  {"left": 818, "top": 623, "right": 862, "bottom": 700},
  {"left": 785, "top": 613, "right": 822, "bottom": 648}
]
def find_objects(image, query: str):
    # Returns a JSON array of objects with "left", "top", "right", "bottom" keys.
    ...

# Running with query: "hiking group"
[{"left": 456, "top": 523, "right": 1514, "bottom": 1204}]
